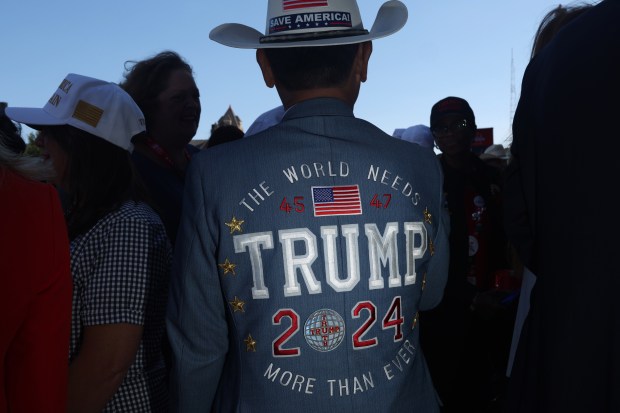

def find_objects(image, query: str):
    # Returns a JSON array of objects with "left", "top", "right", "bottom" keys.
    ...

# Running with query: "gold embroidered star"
[
  {"left": 429, "top": 239, "right": 435, "bottom": 256},
  {"left": 424, "top": 207, "right": 432, "bottom": 225},
  {"left": 422, "top": 273, "right": 427, "bottom": 291},
  {"left": 218, "top": 259, "right": 237, "bottom": 275},
  {"left": 229, "top": 296, "right": 246, "bottom": 313},
  {"left": 244, "top": 334, "right": 257, "bottom": 352},
  {"left": 225, "top": 216, "right": 245, "bottom": 234}
]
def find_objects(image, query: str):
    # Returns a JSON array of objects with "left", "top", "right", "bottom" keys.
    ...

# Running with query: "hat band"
[{"left": 260, "top": 28, "right": 369, "bottom": 44}]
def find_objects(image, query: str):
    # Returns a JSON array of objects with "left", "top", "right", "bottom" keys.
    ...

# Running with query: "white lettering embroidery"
[
  {"left": 239, "top": 181, "right": 274, "bottom": 212},
  {"left": 282, "top": 162, "right": 349, "bottom": 183},
  {"left": 279, "top": 229, "right": 322, "bottom": 296},
  {"left": 365, "top": 223, "right": 401, "bottom": 290},
  {"left": 270, "top": 16, "right": 292, "bottom": 28},
  {"left": 367, "top": 165, "right": 422, "bottom": 206},
  {"left": 234, "top": 232, "right": 274, "bottom": 299},
  {"left": 404, "top": 222, "right": 427, "bottom": 286},
  {"left": 236, "top": 223, "right": 426, "bottom": 298},
  {"left": 383, "top": 340, "right": 416, "bottom": 381},
  {"left": 328, "top": 372, "right": 373, "bottom": 397},
  {"left": 282, "top": 166, "right": 299, "bottom": 183},
  {"left": 264, "top": 363, "right": 316, "bottom": 394},
  {"left": 321, "top": 225, "right": 360, "bottom": 292}
]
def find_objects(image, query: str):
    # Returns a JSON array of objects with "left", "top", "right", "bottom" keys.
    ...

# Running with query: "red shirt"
[{"left": 0, "top": 167, "right": 72, "bottom": 413}]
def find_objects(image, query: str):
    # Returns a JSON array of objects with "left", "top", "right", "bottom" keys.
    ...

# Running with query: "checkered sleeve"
[{"left": 80, "top": 217, "right": 164, "bottom": 327}]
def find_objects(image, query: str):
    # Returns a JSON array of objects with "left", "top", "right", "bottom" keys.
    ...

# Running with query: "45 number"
[{"left": 280, "top": 197, "right": 305, "bottom": 214}]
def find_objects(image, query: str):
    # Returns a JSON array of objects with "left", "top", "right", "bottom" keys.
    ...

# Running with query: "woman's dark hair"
[
  {"left": 531, "top": 4, "right": 593, "bottom": 58},
  {"left": 47, "top": 125, "right": 148, "bottom": 239},
  {"left": 120, "top": 51, "right": 193, "bottom": 131},
  {"left": 264, "top": 43, "right": 360, "bottom": 91}
]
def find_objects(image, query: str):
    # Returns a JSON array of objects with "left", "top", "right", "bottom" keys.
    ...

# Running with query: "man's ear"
[
  {"left": 256, "top": 49, "right": 276, "bottom": 88},
  {"left": 359, "top": 41, "right": 373, "bottom": 83}
]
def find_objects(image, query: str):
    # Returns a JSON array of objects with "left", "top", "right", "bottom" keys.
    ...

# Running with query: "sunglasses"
[{"left": 431, "top": 119, "right": 471, "bottom": 137}]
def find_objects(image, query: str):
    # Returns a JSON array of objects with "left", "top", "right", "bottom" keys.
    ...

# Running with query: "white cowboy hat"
[
  {"left": 480, "top": 144, "right": 510, "bottom": 161},
  {"left": 209, "top": 0, "right": 408, "bottom": 49}
]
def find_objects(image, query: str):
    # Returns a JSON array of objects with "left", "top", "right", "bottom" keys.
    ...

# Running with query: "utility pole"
[{"left": 510, "top": 48, "right": 516, "bottom": 129}]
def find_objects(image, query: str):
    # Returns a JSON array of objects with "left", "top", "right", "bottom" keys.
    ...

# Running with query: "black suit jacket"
[{"left": 504, "top": 1, "right": 620, "bottom": 411}]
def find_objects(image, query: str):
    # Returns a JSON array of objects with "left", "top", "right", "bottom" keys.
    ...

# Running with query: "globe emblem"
[
  {"left": 469, "top": 235, "right": 479, "bottom": 256},
  {"left": 473, "top": 195, "right": 486, "bottom": 208},
  {"left": 304, "top": 309, "right": 346, "bottom": 352}
]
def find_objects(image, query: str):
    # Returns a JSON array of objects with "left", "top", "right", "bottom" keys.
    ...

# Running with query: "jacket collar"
[{"left": 282, "top": 98, "right": 354, "bottom": 121}]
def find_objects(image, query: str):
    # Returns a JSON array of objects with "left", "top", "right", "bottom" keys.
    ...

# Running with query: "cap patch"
[{"left": 73, "top": 100, "right": 104, "bottom": 127}]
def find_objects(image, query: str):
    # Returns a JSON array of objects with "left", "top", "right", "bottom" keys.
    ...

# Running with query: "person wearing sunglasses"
[{"left": 421, "top": 96, "right": 512, "bottom": 412}]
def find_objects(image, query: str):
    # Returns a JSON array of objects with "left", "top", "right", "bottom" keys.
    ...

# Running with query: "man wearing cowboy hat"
[{"left": 167, "top": 1, "right": 449, "bottom": 411}]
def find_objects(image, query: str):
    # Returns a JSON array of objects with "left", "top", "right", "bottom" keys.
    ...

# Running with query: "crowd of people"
[{"left": 1, "top": 0, "right": 618, "bottom": 412}]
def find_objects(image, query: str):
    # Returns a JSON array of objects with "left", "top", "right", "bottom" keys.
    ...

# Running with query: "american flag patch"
[
  {"left": 283, "top": 0, "right": 328, "bottom": 11},
  {"left": 312, "top": 185, "right": 362, "bottom": 217}
]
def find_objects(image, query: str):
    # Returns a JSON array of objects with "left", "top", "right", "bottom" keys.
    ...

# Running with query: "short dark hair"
[
  {"left": 207, "top": 125, "right": 244, "bottom": 148},
  {"left": 264, "top": 43, "right": 360, "bottom": 91},
  {"left": 120, "top": 51, "right": 193, "bottom": 131},
  {"left": 47, "top": 125, "right": 147, "bottom": 239}
]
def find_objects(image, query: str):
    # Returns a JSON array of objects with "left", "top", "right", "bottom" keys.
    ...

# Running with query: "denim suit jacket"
[{"left": 167, "top": 98, "right": 449, "bottom": 412}]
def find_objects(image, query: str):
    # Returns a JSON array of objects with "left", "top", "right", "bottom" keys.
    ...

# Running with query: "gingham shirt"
[{"left": 69, "top": 201, "right": 171, "bottom": 412}]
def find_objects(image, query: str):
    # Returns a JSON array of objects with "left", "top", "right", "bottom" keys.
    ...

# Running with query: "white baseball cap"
[
  {"left": 6, "top": 73, "right": 145, "bottom": 152},
  {"left": 210, "top": 0, "right": 407, "bottom": 49}
]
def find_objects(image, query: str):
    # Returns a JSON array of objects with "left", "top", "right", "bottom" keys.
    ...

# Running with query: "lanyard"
[{"left": 145, "top": 137, "right": 191, "bottom": 169}]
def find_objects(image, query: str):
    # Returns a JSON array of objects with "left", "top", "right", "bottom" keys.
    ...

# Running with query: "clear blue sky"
[{"left": 2, "top": 0, "right": 597, "bottom": 146}]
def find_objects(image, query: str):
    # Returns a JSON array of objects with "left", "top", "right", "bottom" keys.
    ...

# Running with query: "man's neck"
[{"left": 279, "top": 87, "right": 355, "bottom": 110}]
